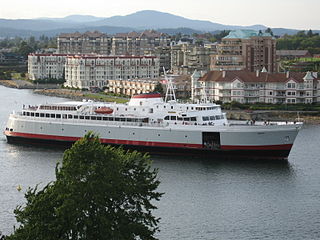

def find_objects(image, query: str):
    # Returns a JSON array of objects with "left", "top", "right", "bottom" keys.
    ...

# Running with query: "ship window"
[
  {"left": 97, "top": 116, "right": 102, "bottom": 120},
  {"left": 177, "top": 117, "right": 183, "bottom": 121},
  {"left": 187, "top": 107, "right": 188, "bottom": 110},
  {"left": 127, "top": 118, "right": 133, "bottom": 122},
  {"left": 27, "top": 112, "right": 30, "bottom": 116},
  {"left": 63, "top": 114, "right": 67, "bottom": 119},
  {"left": 56, "top": 114, "right": 61, "bottom": 119},
  {"left": 115, "top": 117, "right": 120, "bottom": 121},
  {"left": 35, "top": 113, "right": 39, "bottom": 117},
  {"left": 68, "top": 115, "right": 73, "bottom": 119},
  {"left": 85, "top": 116, "right": 90, "bottom": 120},
  {"left": 191, "top": 117, "right": 197, "bottom": 121},
  {"left": 51, "top": 114, "right": 55, "bottom": 118},
  {"left": 202, "top": 116, "right": 209, "bottom": 121},
  {"left": 184, "top": 117, "right": 190, "bottom": 121},
  {"left": 120, "top": 118, "right": 126, "bottom": 122},
  {"left": 103, "top": 117, "right": 108, "bottom": 121},
  {"left": 210, "top": 116, "right": 215, "bottom": 120},
  {"left": 108, "top": 117, "right": 114, "bottom": 121},
  {"left": 125, "top": 108, "right": 127, "bottom": 111},
  {"left": 80, "top": 116, "right": 84, "bottom": 119},
  {"left": 216, "top": 115, "right": 221, "bottom": 120},
  {"left": 170, "top": 116, "right": 176, "bottom": 120},
  {"left": 149, "top": 108, "right": 153, "bottom": 113},
  {"left": 164, "top": 116, "right": 169, "bottom": 120},
  {"left": 221, "top": 115, "right": 225, "bottom": 119},
  {"left": 134, "top": 108, "right": 136, "bottom": 111},
  {"left": 45, "top": 113, "right": 50, "bottom": 118},
  {"left": 74, "top": 115, "right": 79, "bottom": 119},
  {"left": 23, "top": 112, "right": 26, "bottom": 116},
  {"left": 171, "top": 106, "right": 173, "bottom": 109},
  {"left": 164, "top": 106, "right": 166, "bottom": 108},
  {"left": 91, "top": 116, "right": 97, "bottom": 120},
  {"left": 191, "top": 107, "right": 194, "bottom": 110}
]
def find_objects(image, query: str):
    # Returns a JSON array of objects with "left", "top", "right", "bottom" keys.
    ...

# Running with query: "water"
[{"left": 1, "top": 85, "right": 320, "bottom": 239}]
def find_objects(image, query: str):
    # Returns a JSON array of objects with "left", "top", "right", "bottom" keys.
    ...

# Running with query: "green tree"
[
  {"left": 7, "top": 133, "right": 162, "bottom": 240},
  {"left": 15, "top": 41, "right": 34, "bottom": 58},
  {"left": 154, "top": 82, "right": 164, "bottom": 95},
  {"left": 265, "top": 27, "right": 274, "bottom": 36}
]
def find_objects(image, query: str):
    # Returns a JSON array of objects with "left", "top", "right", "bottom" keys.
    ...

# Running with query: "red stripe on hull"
[
  {"left": 220, "top": 144, "right": 293, "bottom": 151},
  {"left": 4, "top": 131, "right": 293, "bottom": 151},
  {"left": 4, "top": 131, "right": 202, "bottom": 149}
]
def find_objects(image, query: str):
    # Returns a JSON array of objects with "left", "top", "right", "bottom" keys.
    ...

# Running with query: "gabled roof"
[{"left": 199, "top": 70, "right": 318, "bottom": 83}]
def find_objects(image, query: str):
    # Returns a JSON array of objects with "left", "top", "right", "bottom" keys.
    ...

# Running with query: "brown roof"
[
  {"left": 114, "top": 30, "right": 168, "bottom": 39},
  {"left": 200, "top": 70, "right": 317, "bottom": 83},
  {"left": 59, "top": 31, "right": 107, "bottom": 38}
]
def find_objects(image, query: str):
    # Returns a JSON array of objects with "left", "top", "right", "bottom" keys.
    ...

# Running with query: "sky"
[{"left": 1, "top": 0, "right": 319, "bottom": 30}]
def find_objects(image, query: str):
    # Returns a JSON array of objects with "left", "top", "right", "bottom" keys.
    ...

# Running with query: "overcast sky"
[{"left": 1, "top": 0, "right": 319, "bottom": 29}]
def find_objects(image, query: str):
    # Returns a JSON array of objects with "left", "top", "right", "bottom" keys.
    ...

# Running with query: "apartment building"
[
  {"left": 191, "top": 70, "right": 319, "bottom": 104},
  {"left": 106, "top": 78, "right": 159, "bottom": 96},
  {"left": 28, "top": 53, "right": 75, "bottom": 80},
  {"left": 171, "top": 43, "right": 216, "bottom": 75},
  {"left": 57, "top": 31, "right": 112, "bottom": 55},
  {"left": 210, "top": 30, "right": 276, "bottom": 72},
  {"left": 64, "top": 55, "right": 160, "bottom": 89},
  {"left": 111, "top": 30, "right": 171, "bottom": 56}
]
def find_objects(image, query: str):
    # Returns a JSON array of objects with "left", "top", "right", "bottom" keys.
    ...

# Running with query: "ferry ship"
[{"left": 3, "top": 78, "right": 302, "bottom": 160}]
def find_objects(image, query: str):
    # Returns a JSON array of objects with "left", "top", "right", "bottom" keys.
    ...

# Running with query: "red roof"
[
  {"left": 132, "top": 93, "right": 162, "bottom": 99},
  {"left": 199, "top": 70, "right": 318, "bottom": 83}
]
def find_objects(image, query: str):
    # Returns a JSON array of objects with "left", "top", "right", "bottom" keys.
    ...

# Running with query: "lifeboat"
[{"left": 94, "top": 107, "right": 113, "bottom": 114}]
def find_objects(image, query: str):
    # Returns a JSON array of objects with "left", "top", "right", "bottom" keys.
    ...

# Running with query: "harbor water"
[{"left": 0, "top": 85, "right": 320, "bottom": 239}]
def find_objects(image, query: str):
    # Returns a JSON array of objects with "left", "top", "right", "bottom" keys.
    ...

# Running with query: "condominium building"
[
  {"left": 28, "top": 53, "right": 76, "bottom": 81},
  {"left": 191, "top": 70, "right": 319, "bottom": 104},
  {"left": 111, "top": 30, "right": 171, "bottom": 56},
  {"left": 64, "top": 55, "right": 160, "bottom": 89},
  {"left": 106, "top": 79, "right": 159, "bottom": 96},
  {"left": 171, "top": 43, "right": 216, "bottom": 75},
  {"left": 57, "top": 31, "right": 112, "bottom": 55},
  {"left": 210, "top": 30, "right": 276, "bottom": 72}
]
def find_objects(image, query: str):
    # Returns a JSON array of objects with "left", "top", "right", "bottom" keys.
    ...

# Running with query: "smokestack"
[
  {"left": 286, "top": 71, "right": 290, "bottom": 78},
  {"left": 222, "top": 71, "right": 226, "bottom": 78},
  {"left": 256, "top": 69, "right": 260, "bottom": 77}
]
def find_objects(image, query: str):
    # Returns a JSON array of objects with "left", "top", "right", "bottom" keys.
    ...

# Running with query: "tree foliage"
[
  {"left": 7, "top": 133, "right": 162, "bottom": 240},
  {"left": 276, "top": 30, "right": 320, "bottom": 54},
  {"left": 154, "top": 82, "right": 164, "bottom": 95}
]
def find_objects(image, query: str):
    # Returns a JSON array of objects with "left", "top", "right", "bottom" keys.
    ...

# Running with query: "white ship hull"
[{"left": 4, "top": 113, "right": 301, "bottom": 160}]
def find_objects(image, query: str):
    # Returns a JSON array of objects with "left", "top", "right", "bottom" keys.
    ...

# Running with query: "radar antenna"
[{"left": 163, "top": 67, "right": 176, "bottom": 102}]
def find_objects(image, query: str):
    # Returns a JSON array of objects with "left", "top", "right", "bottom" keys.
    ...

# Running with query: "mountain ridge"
[{"left": 0, "top": 10, "right": 317, "bottom": 38}]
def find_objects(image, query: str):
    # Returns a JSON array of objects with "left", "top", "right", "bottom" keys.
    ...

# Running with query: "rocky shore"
[{"left": 33, "top": 89, "right": 86, "bottom": 100}]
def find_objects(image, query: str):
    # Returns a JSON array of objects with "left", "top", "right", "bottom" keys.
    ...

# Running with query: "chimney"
[
  {"left": 222, "top": 71, "right": 226, "bottom": 78},
  {"left": 256, "top": 69, "right": 260, "bottom": 77},
  {"left": 286, "top": 71, "right": 290, "bottom": 78}
]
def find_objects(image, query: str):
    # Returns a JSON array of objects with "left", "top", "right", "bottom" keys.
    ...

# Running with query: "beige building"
[
  {"left": 211, "top": 30, "right": 276, "bottom": 72},
  {"left": 57, "top": 31, "right": 112, "bottom": 55},
  {"left": 171, "top": 43, "right": 216, "bottom": 75},
  {"left": 106, "top": 79, "right": 159, "bottom": 96},
  {"left": 111, "top": 30, "right": 171, "bottom": 56},
  {"left": 64, "top": 55, "right": 160, "bottom": 89},
  {"left": 28, "top": 53, "right": 75, "bottom": 81},
  {"left": 192, "top": 70, "right": 319, "bottom": 104}
]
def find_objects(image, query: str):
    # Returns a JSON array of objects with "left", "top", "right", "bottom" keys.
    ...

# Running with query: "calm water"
[{"left": 1, "top": 85, "right": 320, "bottom": 239}]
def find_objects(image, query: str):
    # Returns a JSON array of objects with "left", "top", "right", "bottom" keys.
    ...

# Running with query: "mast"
[{"left": 163, "top": 67, "right": 176, "bottom": 102}]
